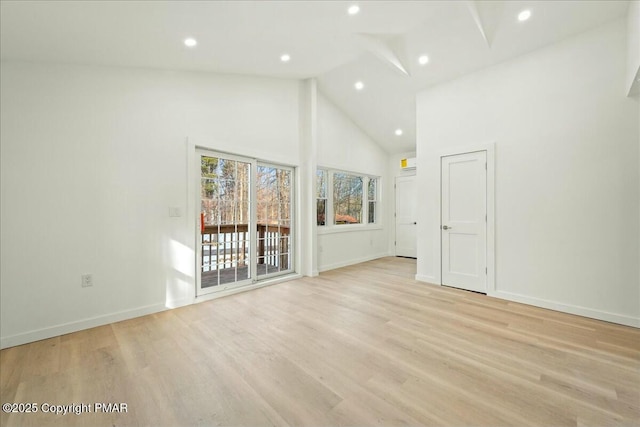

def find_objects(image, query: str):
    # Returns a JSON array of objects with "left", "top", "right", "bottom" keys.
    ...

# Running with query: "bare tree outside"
[
  {"left": 200, "top": 155, "right": 293, "bottom": 288},
  {"left": 333, "top": 172, "right": 363, "bottom": 224},
  {"left": 257, "top": 166, "right": 291, "bottom": 275},
  {"left": 316, "top": 169, "right": 327, "bottom": 225}
]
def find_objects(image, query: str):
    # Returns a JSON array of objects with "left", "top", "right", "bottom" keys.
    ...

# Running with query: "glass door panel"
[
  {"left": 256, "top": 165, "right": 293, "bottom": 278},
  {"left": 199, "top": 154, "right": 252, "bottom": 293},
  {"left": 197, "top": 152, "right": 294, "bottom": 296}
]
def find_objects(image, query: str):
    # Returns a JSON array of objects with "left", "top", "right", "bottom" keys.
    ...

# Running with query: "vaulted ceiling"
[{"left": 0, "top": 1, "right": 630, "bottom": 154}]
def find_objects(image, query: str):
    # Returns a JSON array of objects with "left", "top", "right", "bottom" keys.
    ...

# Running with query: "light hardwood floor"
[{"left": 1, "top": 257, "right": 639, "bottom": 427}]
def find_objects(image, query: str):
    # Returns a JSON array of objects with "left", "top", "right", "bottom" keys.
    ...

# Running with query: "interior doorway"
[
  {"left": 395, "top": 175, "right": 417, "bottom": 258},
  {"left": 441, "top": 150, "right": 487, "bottom": 293}
]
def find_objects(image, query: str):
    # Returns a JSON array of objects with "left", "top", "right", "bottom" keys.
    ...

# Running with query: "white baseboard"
[
  {"left": 413, "top": 276, "right": 638, "bottom": 328},
  {"left": 165, "top": 297, "right": 194, "bottom": 309},
  {"left": 318, "top": 253, "right": 389, "bottom": 272},
  {"left": 0, "top": 303, "right": 167, "bottom": 349},
  {"left": 490, "top": 290, "right": 640, "bottom": 328},
  {"left": 1, "top": 274, "right": 306, "bottom": 349},
  {"left": 415, "top": 274, "right": 438, "bottom": 284}
]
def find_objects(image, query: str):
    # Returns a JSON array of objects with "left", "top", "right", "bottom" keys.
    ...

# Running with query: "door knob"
[{"left": 442, "top": 225, "right": 452, "bottom": 230}]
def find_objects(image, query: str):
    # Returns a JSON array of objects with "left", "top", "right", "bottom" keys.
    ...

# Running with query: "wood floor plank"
[{"left": 1, "top": 257, "right": 638, "bottom": 427}]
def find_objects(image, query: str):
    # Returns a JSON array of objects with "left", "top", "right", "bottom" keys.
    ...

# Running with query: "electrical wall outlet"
[{"left": 81, "top": 274, "right": 93, "bottom": 287}]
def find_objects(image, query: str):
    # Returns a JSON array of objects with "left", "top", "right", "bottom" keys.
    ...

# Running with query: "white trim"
[
  {"left": 165, "top": 297, "right": 194, "bottom": 309},
  {"left": 315, "top": 162, "right": 380, "bottom": 178},
  {"left": 394, "top": 175, "right": 418, "bottom": 258},
  {"left": 186, "top": 138, "right": 198, "bottom": 303},
  {"left": 490, "top": 290, "right": 640, "bottom": 328},
  {"left": 1, "top": 272, "right": 306, "bottom": 349},
  {"left": 436, "top": 142, "right": 495, "bottom": 293},
  {"left": 195, "top": 148, "right": 256, "bottom": 297},
  {"left": 415, "top": 274, "right": 438, "bottom": 284},
  {"left": 0, "top": 303, "right": 167, "bottom": 349},
  {"left": 438, "top": 142, "right": 494, "bottom": 158},
  {"left": 317, "top": 225, "right": 383, "bottom": 234},
  {"left": 249, "top": 158, "right": 259, "bottom": 283},
  {"left": 298, "top": 78, "right": 318, "bottom": 278},
  {"left": 257, "top": 161, "right": 296, "bottom": 281},
  {"left": 318, "top": 252, "right": 389, "bottom": 272},
  {"left": 194, "top": 273, "right": 302, "bottom": 303},
  {"left": 414, "top": 274, "right": 639, "bottom": 327},
  {"left": 316, "top": 166, "right": 382, "bottom": 229}
]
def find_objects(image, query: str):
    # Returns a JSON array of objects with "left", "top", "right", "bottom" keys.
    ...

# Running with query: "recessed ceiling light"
[
  {"left": 348, "top": 5, "right": 360, "bottom": 15},
  {"left": 354, "top": 81, "right": 364, "bottom": 91},
  {"left": 280, "top": 54, "right": 291, "bottom": 62},
  {"left": 184, "top": 38, "right": 197, "bottom": 48},
  {"left": 418, "top": 55, "right": 429, "bottom": 65},
  {"left": 395, "top": 129, "right": 403, "bottom": 136},
  {"left": 518, "top": 9, "right": 531, "bottom": 22}
]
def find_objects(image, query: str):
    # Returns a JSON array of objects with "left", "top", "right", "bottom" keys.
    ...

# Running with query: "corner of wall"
[{"left": 626, "top": 1, "right": 640, "bottom": 96}]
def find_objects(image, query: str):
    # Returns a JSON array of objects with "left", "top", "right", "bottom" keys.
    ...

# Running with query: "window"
[
  {"left": 368, "top": 178, "right": 377, "bottom": 224},
  {"left": 316, "top": 168, "right": 379, "bottom": 227},
  {"left": 316, "top": 169, "right": 327, "bottom": 226},
  {"left": 333, "top": 172, "right": 363, "bottom": 224}
]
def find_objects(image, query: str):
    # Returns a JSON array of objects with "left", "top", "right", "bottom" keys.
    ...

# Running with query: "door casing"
[
  {"left": 438, "top": 143, "right": 495, "bottom": 294},
  {"left": 441, "top": 151, "right": 487, "bottom": 292},
  {"left": 395, "top": 175, "right": 417, "bottom": 258}
]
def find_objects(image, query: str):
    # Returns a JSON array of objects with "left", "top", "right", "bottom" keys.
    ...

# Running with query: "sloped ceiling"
[{"left": 0, "top": 1, "right": 630, "bottom": 154}]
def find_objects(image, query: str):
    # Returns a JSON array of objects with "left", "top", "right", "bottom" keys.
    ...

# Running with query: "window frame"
[
  {"left": 316, "top": 169, "right": 328, "bottom": 226},
  {"left": 316, "top": 167, "right": 381, "bottom": 233},
  {"left": 367, "top": 176, "right": 378, "bottom": 224}
]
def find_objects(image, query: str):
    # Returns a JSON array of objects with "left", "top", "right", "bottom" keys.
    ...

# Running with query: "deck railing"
[{"left": 201, "top": 224, "right": 290, "bottom": 272}]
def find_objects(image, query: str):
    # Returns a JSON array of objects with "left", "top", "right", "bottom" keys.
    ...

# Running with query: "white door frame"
[
  {"left": 255, "top": 161, "right": 296, "bottom": 281},
  {"left": 196, "top": 149, "right": 256, "bottom": 296},
  {"left": 395, "top": 174, "right": 417, "bottom": 258},
  {"left": 438, "top": 142, "right": 495, "bottom": 294},
  {"left": 189, "top": 141, "right": 299, "bottom": 300}
]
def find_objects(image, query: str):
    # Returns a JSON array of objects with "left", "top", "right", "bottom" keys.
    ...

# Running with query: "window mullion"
[
  {"left": 317, "top": 168, "right": 379, "bottom": 228},
  {"left": 363, "top": 176, "right": 369, "bottom": 226},
  {"left": 328, "top": 171, "right": 334, "bottom": 226}
]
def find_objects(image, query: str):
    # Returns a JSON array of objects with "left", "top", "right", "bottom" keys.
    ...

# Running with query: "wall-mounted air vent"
[{"left": 400, "top": 157, "right": 416, "bottom": 170}]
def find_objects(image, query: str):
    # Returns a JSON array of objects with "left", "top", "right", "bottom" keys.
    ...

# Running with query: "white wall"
[
  {"left": 0, "top": 61, "right": 301, "bottom": 347},
  {"left": 0, "top": 61, "right": 396, "bottom": 347},
  {"left": 316, "top": 92, "right": 390, "bottom": 271},
  {"left": 416, "top": 19, "right": 640, "bottom": 326},
  {"left": 297, "top": 79, "right": 319, "bottom": 277},
  {"left": 626, "top": 1, "right": 640, "bottom": 96}
]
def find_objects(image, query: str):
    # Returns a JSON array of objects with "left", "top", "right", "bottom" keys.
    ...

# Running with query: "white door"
[
  {"left": 395, "top": 175, "right": 417, "bottom": 258},
  {"left": 441, "top": 151, "right": 487, "bottom": 293}
]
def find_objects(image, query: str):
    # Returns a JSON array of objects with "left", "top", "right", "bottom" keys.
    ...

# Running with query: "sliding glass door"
[
  {"left": 197, "top": 151, "right": 294, "bottom": 296},
  {"left": 199, "top": 153, "right": 253, "bottom": 291},
  {"left": 256, "top": 164, "right": 293, "bottom": 278}
]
